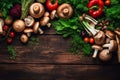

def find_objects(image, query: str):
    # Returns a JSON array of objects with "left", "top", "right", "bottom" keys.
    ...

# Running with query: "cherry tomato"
[
  {"left": 7, "top": 38, "right": 13, "bottom": 44},
  {"left": 46, "top": 0, "right": 59, "bottom": 11},
  {"left": 3, "top": 25, "right": 9, "bottom": 31},
  {"left": 105, "top": 0, "right": 111, "bottom": 6},
  {"left": 89, "top": 37, "right": 95, "bottom": 44},
  {"left": 9, "top": 32, "right": 15, "bottom": 38},
  {"left": 84, "top": 37, "right": 89, "bottom": 43}
]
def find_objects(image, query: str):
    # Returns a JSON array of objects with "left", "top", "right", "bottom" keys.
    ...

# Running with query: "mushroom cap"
[
  {"left": 33, "top": 22, "right": 39, "bottom": 33},
  {"left": 24, "top": 28, "right": 33, "bottom": 33},
  {"left": 29, "top": 3, "right": 45, "bottom": 18},
  {"left": 105, "top": 30, "right": 115, "bottom": 40},
  {"left": 20, "top": 34, "right": 28, "bottom": 43},
  {"left": 57, "top": 3, "right": 73, "bottom": 19},
  {"left": 99, "top": 49, "right": 112, "bottom": 62},
  {"left": 50, "top": 10, "right": 57, "bottom": 20},
  {"left": 13, "top": 20, "right": 25, "bottom": 32},
  {"left": 109, "top": 40, "right": 117, "bottom": 52},
  {"left": 94, "top": 31, "right": 106, "bottom": 45},
  {"left": 44, "top": 12, "right": 50, "bottom": 17},
  {"left": 92, "top": 45, "right": 103, "bottom": 50},
  {"left": 24, "top": 16, "right": 35, "bottom": 27},
  {"left": 40, "top": 16, "right": 50, "bottom": 26}
]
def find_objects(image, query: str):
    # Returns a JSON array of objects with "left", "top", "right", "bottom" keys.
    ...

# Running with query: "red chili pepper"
[
  {"left": 88, "top": 0, "right": 104, "bottom": 18},
  {"left": 46, "top": 0, "right": 59, "bottom": 11}
]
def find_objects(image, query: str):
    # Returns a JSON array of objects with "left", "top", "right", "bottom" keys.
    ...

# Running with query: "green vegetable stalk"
[{"left": 21, "top": 0, "right": 34, "bottom": 19}]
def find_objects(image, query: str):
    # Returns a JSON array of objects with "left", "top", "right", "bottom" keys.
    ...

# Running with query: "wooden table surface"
[{"left": 0, "top": 27, "right": 120, "bottom": 80}]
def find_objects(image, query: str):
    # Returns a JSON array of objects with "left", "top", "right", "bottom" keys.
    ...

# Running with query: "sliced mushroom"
[
  {"left": 94, "top": 31, "right": 106, "bottom": 45},
  {"left": 0, "top": 18, "right": 4, "bottom": 34},
  {"left": 99, "top": 49, "right": 112, "bottom": 62},
  {"left": 40, "top": 16, "right": 51, "bottom": 27},
  {"left": 24, "top": 16, "right": 35, "bottom": 27},
  {"left": 33, "top": 22, "right": 44, "bottom": 34},
  {"left": 92, "top": 45, "right": 103, "bottom": 58},
  {"left": 13, "top": 20, "right": 25, "bottom": 32},
  {"left": 29, "top": 3, "right": 45, "bottom": 18},
  {"left": 105, "top": 30, "right": 115, "bottom": 40},
  {"left": 20, "top": 34, "right": 28, "bottom": 43},
  {"left": 103, "top": 40, "right": 117, "bottom": 52},
  {"left": 24, "top": 28, "right": 33, "bottom": 37},
  {"left": 57, "top": 3, "right": 73, "bottom": 19}
]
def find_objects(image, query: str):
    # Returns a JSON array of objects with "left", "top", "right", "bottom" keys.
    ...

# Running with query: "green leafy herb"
[
  {"left": 7, "top": 46, "right": 16, "bottom": 59},
  {"left": 0, "top": 0, "right": 20, "bottom": 18}
]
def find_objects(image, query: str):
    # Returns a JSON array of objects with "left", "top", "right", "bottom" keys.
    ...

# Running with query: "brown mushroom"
[
  {"left": 0, "top": 18, "right": 4, "bottom": 34},
  {"left": 94, "top": 31, "right": 106, "bottom": 45},
  {"left": 20, "top": 34, "right": 28, "bottom": 43},
  {"left": 40, "top": 16, "right": 51, "bottom": 27},
  {"left": 57, "top": 3, "right": 73, "bottom": 19},
  {"left": 105, "top": 30, "right": 115, "bottom": 40},
  {"left": 116, "top": 35, "right": 120, "bottom": 62},
  {"left": 44, "top": 12, "right": 50, "bottom": 17},
  {"left": 13, "top": 20, "right": 25, "bottom": 32},
  {"left": 92, "top": 45, "right": 103, "bottom": 58},
  {"left": 99, "top": 49, "right": 112, "bottom": 62},
  {"left": 33, "top": 22, "right": 44, "bottom": 34},
  {"left": 29, "top": 3, "right": 45, "bottom": 18},
  {"left": 24, "top": 16, "right": 35, "bottom": 27},
  {"left": 24, "top": 28, "right": 33, "bottom": 37},
  {"left": 103, "top": 40, "right": 117, "bottom": 52},
  {"left": 4, "top": 16, "right": 13, "bottom": 25},
  {"left": 50, "top": 10, "right": 57, "bottom": 20}
]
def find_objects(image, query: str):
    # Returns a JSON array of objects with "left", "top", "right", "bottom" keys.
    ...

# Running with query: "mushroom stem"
[
  {"left": 92, "top": 49, "right": 98, "bottom": 58},
  {"left": 0, "top": 19, "right": 4, "bottom": 34},
  {"left": 27, "top": 33, "right": 31, "bottom": 37},
  {"left": 33, "top": 5, "right": 40, "bottom": 14},
  {"left": 115, "top": 31, "right": 120, "bottom": 36},
  {"left": 103, "top": 44, "right": 110, "bottom": 47},
  {"left": 116, "top": 35, "right": 120, "bottom": 62},
  {"left": 63, "top": 8, "right": 69, "bottom": 16},
  {"left": 38, "top": 28, "right": 44, "bottom": 34},
  {"left": 47, "top": 23, "right": 51, "bottom": 28}
]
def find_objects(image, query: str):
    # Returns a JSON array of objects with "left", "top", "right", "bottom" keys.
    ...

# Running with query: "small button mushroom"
[
  {"left": 29, "top": 3, "right": 45, "bottom": 18},
  {"left": 105, "top": 30, "right": 115, "bottom": 40},
  {"left": 92, "top": 45, "right": 103, "bottom": 58},
  {"left": 0, "top": 18, "right": 4, "bottom": 34},
  {"left": 33, "top": 22, "right": 44, "bottom": 34},
  {"left": 103, "top": 40, "right": 117, "bottom": 52},
  {"left": 4, "top": 16, "right": 13, "bottom": 25},
  {"left": 94, "top": 31, "right": 106, "bottom": 45},
  {"left": 44, "top": 12, "right": 50, "bottom": 17},
  {"left": 13, "top": 20, "right": 25, "bottom": 32},
  {"left": 50, "top": 10, "right": 57, "bottom": 20},
  {"left": 24, "top": 28, "right": 33, "bottom": 37},
  {"left": 57, "top": 3, "right": 73, "bottom": 19},
  {"left": 24, "top": 16, "right": 35, "bottom": 27},
  {"left": 20, "top": 34, "right": 28, "bottom": 43},
  {"left": 40, "top": 16, "right": 51, "bottom": 27},
  {"left": 99, "top": 49, "right": 112, "bottom": 62}
]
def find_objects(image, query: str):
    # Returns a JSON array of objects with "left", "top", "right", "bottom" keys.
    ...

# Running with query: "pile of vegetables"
[{"left": 0, "top": 0, "right": 119, "bottom": 62}]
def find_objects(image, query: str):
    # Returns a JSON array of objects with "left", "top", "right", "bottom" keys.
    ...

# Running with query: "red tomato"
[
  {"left": 7, "top": 38, "right": 13, "bottom": 44},
  {"left": 9, "top": 32, "right": 15, "bottom": 38},
  {"left": 3, "top": 25, "right": 9, "bottom": 31},
  {"left": 84, "top": 37, "right": 89, "bottom": 43},
  {"left": 105, "top": 0, "right": 111, "bottom": 6},
  {"left": 46, "top": 0, "right": 59, "bottom": 11},
  {"left": 89, "top": 37, "right": 95, "bottom": 44}
]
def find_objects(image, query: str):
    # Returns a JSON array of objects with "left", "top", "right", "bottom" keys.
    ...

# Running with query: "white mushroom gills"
[
  {"left": 24, "top": 16, "right": 34, "bottom": 27},
  {"left": 0, "top": 18, "right": 4, "bottom": 34}
]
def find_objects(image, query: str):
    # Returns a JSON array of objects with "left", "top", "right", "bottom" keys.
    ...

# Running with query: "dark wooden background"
[{"left": 0, "top": 27, "right": 120, "bottom": 80}]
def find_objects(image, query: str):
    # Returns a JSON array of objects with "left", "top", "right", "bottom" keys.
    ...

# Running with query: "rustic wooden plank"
[
  {"left": 0, "top": 35, "right": 118, "bottom": 64},
  {"left": 0, "top": 64, "right": 120, "bottom": 80}
]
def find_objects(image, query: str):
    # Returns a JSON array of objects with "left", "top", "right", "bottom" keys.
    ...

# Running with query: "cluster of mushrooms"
[
  {"left": 0, "top": 2, "right": 73, "bottom": 44},
  {"left": 80, "top": 14, "right": 120, "bottom": 62}
]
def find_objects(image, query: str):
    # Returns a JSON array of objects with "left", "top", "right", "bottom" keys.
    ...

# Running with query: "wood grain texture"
[{"left": 0, "top": 64, "right": 120, "bottom": 80}]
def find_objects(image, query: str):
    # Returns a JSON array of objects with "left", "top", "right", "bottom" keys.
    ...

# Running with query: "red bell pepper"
[
  {"left": 88, "top": 0, "right": 104, "bottom": 18},
  {"left": 46, "top": 0, "right": 59, "bottom": 11}
]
